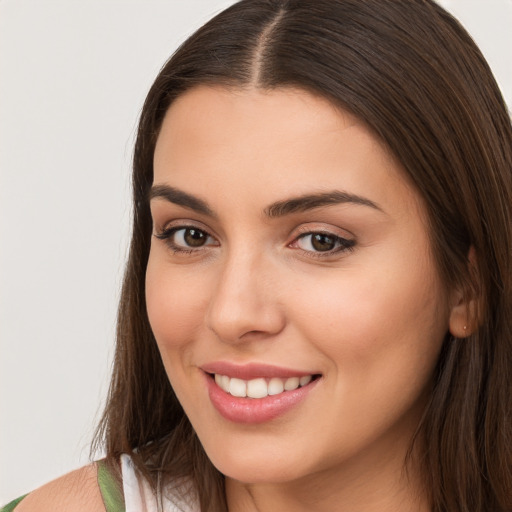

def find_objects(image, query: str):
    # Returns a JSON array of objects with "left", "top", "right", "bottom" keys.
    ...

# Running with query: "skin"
[
  {"left": 14, "top": 464, "right": 103, "bottom": 512},
  {"left": 146, "top": 86, "right": 467, "bottom": 512}
]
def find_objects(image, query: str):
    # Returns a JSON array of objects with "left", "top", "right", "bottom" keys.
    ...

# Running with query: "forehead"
[
  {"left": 156, "top": 86, "right": 360, "bottom": 157},
  {"left": 153, "top": 85, "right": 421, "bottom": 218}
]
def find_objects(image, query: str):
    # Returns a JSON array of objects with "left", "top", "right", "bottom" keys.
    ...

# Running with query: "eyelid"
[
  {"left": 154, "top": 221, "right": 219, "bottom": 254},
  {"left": 154, "top": 217, "right": 215, "bottom": 234},
  {"left": 291, "top": 223, "right": 355, "bottom": 241},
  {"left": 288, "top": 224, "right": 356, "bottom": 257}
]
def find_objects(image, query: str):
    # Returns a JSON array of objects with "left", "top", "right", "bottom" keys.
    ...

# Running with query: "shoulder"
[{"left": 13, "top": 463, "right": 106, "bottom": 512}]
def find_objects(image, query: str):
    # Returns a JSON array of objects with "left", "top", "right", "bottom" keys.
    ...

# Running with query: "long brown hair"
[{"left": 94, "top": 1, "right": 512, "bottom": 510}]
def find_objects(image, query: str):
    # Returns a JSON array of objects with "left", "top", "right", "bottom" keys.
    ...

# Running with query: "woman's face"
[{"left": 146, "top": 86, "right": 454, "bottom": 486}]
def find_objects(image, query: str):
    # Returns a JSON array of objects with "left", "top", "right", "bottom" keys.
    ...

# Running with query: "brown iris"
[
  {"left": 311, "top": 233, "right": 337, "bottom": 251},
  {"left": 184, "top": 228, "right": 208, "bottom": 247}
]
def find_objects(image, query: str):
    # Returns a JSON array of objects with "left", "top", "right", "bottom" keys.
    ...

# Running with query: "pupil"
[
  {"left": 312, "top": 233, "right": 335, "bottom": 251},
  {"left": 184, "top": 228, "right": 206, "bottom": 247}
]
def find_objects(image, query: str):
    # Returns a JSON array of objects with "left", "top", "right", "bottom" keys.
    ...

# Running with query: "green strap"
[
  {"left": 97, "top": 460, "right": 126, "bottom": 512},
  {"left": 0, "top": 495, "right": 28, "bottom": 512}
]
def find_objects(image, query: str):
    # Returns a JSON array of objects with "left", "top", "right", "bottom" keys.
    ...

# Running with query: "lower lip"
[{"left": 204, "top": 373, "right": 319, "bottom": 424}]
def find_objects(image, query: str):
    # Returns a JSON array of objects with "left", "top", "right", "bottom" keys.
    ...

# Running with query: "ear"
[{"left": 448, "top": 246, "right": 480, "bottom": 338}]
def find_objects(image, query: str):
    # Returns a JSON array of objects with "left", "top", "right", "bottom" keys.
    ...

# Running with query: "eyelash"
[
  {"left": 290, "top": 230, "right": 356, "bottom": 258},
  {"left": 155, "top": 225, "right": 218, "bottom": 255},
  {"left": 154, "top": 225, "right": 356, "bottom": 258}
]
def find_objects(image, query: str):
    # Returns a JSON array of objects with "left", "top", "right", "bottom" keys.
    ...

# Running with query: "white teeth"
[
  {"left": 213, "top": 373, "right": 314, "bottom": 398},
  {"left": 229, "top": 378, "right": 247, "bottom": 397},
  {"left": 268, "top": 377, "right": 284, "bottom": 395},
  {"left": 247, "top": 378, "right": 268, "bottom": 398},
  {"left": 299, "top": 375, "right": 312, "bottom": 386},
  {"left": 284, "top": 377, "right": 300, "bottom": 391},
  {"left": 220, "top": 374, "right": 230, "bottom": 391}
]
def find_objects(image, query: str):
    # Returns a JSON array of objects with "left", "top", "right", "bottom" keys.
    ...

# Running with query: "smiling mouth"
[{"left": 209, "top": 373, "right": 320, "bottom": 399}]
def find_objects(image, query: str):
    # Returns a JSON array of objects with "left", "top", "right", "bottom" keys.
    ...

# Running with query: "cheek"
[
  {"left": 145, "top": 256, "right": 213, "bottom": 408},
  {"left": 145, "top": 256, "right": 209, "bottom": 349},
  {"left": 289, "top": 251, "right": 449, "bottom": 374}
]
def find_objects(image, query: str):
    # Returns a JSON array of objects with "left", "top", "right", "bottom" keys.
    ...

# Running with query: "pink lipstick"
[{"left": 201, "top": 362, "right": 320, "bottom": 424}]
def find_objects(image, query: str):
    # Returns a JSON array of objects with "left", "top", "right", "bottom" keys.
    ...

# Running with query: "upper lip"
[{"left": 200, "top": 361, "right": 318, "bottom": 380}]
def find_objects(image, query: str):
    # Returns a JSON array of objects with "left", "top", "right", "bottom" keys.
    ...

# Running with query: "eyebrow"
[
  {"left": 265, "top": 191, "right": 383, "bottom": 217},
  {"left": 149, "top": 184, "right": 382, "bottom": 218},
  {"left": 150, "top": 184, "right": 215, "bottom": 217}
]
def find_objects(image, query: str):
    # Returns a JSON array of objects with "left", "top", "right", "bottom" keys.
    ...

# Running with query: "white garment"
[{"left": 121, "top": 454, "right": 200, "bottom": 512}]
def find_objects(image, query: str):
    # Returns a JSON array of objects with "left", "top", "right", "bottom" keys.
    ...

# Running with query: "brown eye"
[
  {"left": 311, "top": 233, "right": 336, "bottom": 251},
  {"left": 155, "top": 226, "right": 217, "bottom": 252},
  {"left": 295, "top": 232, "right": 355, "bottom": 254},
  {"left": 183, "top": 228, "right": 208, "bottom": 247}
]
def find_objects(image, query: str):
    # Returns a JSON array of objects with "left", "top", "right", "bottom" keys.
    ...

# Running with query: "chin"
[{"left": 206, "top": 446, "right": 309, "bottom": 484}]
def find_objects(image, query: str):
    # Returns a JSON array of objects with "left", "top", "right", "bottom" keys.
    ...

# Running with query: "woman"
[{"left": 4, "top": 0, "right": 512, "bottom": 511}]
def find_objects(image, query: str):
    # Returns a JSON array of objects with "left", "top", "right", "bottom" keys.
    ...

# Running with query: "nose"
[{"left": 205, "top": 250, "right": 286, "bottom": 344}]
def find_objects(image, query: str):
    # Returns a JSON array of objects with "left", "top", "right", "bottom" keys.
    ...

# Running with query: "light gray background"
[{"left": 1, "top": 0, "right": 511, "bottom": 503}]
